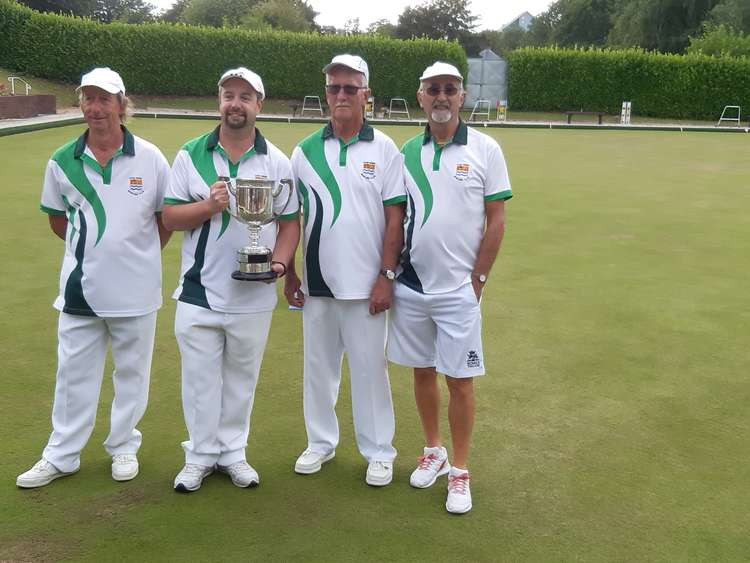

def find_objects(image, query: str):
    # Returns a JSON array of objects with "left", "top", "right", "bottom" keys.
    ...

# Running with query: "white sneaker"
[
  {"left": 173, "top": 464, "right": 214, "bottom": 492},
  {"left": 16, "top": 459, "right": 77, "bottom": 489},
  {"left": 446, "top": 470, "right": 472, "bottom": 514},
  {"left": 294, "top": 449, "right": 335, "bottom": 474},
  {"left": 111, "top": 454, "right": 139, "bottom": 482},
  {"left": 218, "top": 461, "right": 259, "bottom": 488},
  {"left": 410, "top": 446, "right": 450, "bottom": 488},
  {"left": 365, "top": 461, "right": 393, "bottom": 486}
]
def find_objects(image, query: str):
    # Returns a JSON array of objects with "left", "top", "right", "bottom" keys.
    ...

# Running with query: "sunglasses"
[
  {"left": 424, "top": 85, "right": 461, "bottom": 97},
  {"left": 325, "top": 84, "right": 367, "bottom": 95}
]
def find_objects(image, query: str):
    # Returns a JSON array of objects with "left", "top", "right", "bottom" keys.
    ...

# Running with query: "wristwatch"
[
  {"left": 473, "top": 273, "right": 487, "bottom": 284},
  {"left": 381, "top": 268, "right": 396, "bottom": 281}
]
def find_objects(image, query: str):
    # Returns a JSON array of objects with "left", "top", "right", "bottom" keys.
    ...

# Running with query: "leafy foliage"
[
  {"left": 0, "top": 0, "right": 466, "bottom": 103},
  {"left": 507, "top": 46, "right": 750, "bottom": 119},
  {"left": 687, "top": 24, "right": 750, "bottom": 57}
]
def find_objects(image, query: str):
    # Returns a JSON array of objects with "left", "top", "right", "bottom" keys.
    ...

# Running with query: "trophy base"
[{"left": 232, "top": 269, "right": 278, "bottom": 282}]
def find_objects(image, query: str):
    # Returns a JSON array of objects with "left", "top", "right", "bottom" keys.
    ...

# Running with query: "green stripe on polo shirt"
[
  {"left": 485, "top": 189, "right": 513, "bottom": 202},
  {"left": 63, "top": 210, "right": 95, "bottom": 316},
  {"left": 402, "top": 134, "right": 433, "bottom": 227},
  {"left": 163, "top": 197, "right": 194, "bottom": 205},
  {"left": 383, "top": 195, "right": 407, "bottom": 206},
  {"left": 299, "top": 128, "right": 342, "bottom": 227},
  {"left": 183, "top": 132, "right": 230, "bottom": 240},
  {"left": 432, "top": 144, "right": 443, "bottom": 171},
  {"left": 305, "top": 186, "right": 333, "bottom": 297},
  {"left": 61, "top": 194, "right": 77, "bottom": 244},
  {"left": 52, "top": 139, "right": 107, "bottom": 245},
  {"left": 79, "top": 149, "right": 122, "bottom": 185},
  {"left": 297, "top": 179, "right": 310, "bottom": 228},
  {"left": 278, "top": 211, "right": 299, "bottom": 221},
  {"left": 40, "top": 204, "right": 65, "bottom": 215},
  {"left": 178, "top": 220, "right": 211, "bottom": 309},
  {"left": 338, "top": 134, "right": 359, "bottom": 166}
]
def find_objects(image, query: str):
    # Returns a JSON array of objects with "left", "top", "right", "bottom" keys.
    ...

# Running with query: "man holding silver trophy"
[
  {"left": 162, "top": 67, "right": 299, "bottom": 492},
  {"left": 285, "top": 55, "right": 406, "bottom": 486}
]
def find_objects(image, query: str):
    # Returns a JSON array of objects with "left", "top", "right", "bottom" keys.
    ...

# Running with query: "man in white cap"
[
  {"left": 17, "top": 67, "right": 172, "bottom": 488},
  {"left": 285, "top": 54, "right": 405, "bottom": 486},
  {"left": 387, "top": 61, "right": 512, "bottom": 513},
  {"left": 163, "top": 67, "right": 299, "bottom": 492}
]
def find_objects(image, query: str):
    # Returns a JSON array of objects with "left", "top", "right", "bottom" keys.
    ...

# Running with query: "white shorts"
[{"left": 387, "top": 282, "right": 484, "bottom": 378}]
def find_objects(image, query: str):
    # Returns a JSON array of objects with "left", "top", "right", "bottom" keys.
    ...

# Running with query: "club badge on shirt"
[
  {"left": 361, "top": 161, "right": 376, "bottom": 179},
  {"left": 455, "top": 163, "right": 470, "bottom": 181},
  {"left": 128, "top": 177, "right": 144, "bottom": 195}
]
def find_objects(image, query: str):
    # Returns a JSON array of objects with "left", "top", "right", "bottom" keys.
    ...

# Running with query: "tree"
[
  {"left": 608, "top": 0, "right": 720, "bottom": 53},
  {"left": 366, "top": 18, "right": 396, "bottom": 36},
  {"left": 240, "top": 0, "right": 316, "bottom": 31},
  {"left": 19, "top": 0, "right": 95, "bottom": 17},
  {"left": 180, "top": 0, "right": 256, "bottom": 27},
  {"left": 476, "top": 27, "right": 529, "bottom": 57},
  {"left": 160, "top": 0, "right": 189, "bottom": 22},
  {"left": 394, "top": 0, "right": 478, "bottom": 42},
  {"left": 705, "top": 0, "right": 750, "bottom": 32},
  {"left": 93, "top": 0, "right": 156, "bottom": 23}
]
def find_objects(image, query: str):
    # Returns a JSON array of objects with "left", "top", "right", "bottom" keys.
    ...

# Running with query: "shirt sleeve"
[
  {"left": 164, "top": 150, "right": 194, "bottom": 205},
  {"left": 40, "top": 160, "right": 66, "bottom": 215},
  {"left": 380, "top": 142, "right": 407, "bottom": 206},
  {"left": 484, "top": 139, "right": 513, "bottom": 202}
]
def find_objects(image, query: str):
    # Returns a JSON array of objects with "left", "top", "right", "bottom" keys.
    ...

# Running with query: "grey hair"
[{"left": 78, "top": 91, "right": 134, "bottom": 123}]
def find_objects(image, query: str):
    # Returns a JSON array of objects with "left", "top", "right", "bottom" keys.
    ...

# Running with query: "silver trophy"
[{"left": 226, "top": 178, "right": 293, "bottom": 281}]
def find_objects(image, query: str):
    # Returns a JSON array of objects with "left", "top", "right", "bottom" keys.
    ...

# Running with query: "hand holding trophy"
[{"left": 225, "top": 178, "right": 293, "bottom": 281}]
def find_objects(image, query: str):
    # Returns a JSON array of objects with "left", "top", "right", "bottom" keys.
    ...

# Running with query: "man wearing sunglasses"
[
  {"left": 286, "top": 54, "right": 405, "bottom": 486},
  {"left": 387, "top": 62, "right": 513, "bottom": 514}
]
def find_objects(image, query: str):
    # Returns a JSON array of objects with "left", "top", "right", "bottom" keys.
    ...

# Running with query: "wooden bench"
[{"left": 564, "top": 111, "right": 607, "bottom": 124}]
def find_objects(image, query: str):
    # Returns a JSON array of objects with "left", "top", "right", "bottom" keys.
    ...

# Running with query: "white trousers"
[
  {"left": 175, "top": 302, "right": 272, "bottom": 466},
  {"left": 302, "top": 297, "right": 396, "bottom": 462},
  {"left": 42, "top": 311, "right": 157, "bottom": 473}
]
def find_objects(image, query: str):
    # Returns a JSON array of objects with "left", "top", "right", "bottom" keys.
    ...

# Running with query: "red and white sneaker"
[
  {"left": 410, "top": 446, "right": 450, "bottom": 488},
  {"left": 446, "top": 469, "right": 472, "bottom": 514}
]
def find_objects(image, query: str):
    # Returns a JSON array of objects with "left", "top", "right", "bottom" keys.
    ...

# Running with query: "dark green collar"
[
  {"left": 74, "top": 125, "right": 135, "bottom": 158},
  {"left": 207, "top": 125, "right": 268, "bottom": 154},
  {"left": 322, "top": 119, "right": 374, "bottom": 142},
  {"left": 422, "top": 119, "right": 468, "bottom": 146}
]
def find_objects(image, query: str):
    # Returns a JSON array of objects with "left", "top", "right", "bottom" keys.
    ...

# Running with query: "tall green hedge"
[
  {"left": 0, "top": 0, "right": 466, "bottom": 102},
  {"left": 508, "top": 47, "right": 750, "bottom": 120}
]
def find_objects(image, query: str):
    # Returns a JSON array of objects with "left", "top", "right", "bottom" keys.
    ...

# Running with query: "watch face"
[{"left": 383, "top": 269, "right": 396, "bottom": 280}]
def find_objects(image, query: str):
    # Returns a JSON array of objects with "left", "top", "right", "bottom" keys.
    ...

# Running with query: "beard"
[
  {"left": 223, "top": 111, "right": 248, "bottom": 129},
  {"left": 430, "top": 108, "right": 453, "bottom": 123}
]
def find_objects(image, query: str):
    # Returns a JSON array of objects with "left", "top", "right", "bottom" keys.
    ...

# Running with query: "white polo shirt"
[
  {"left": 291, "top": 121, "right": 406, "bottom": 299},
  {"left": 399, "top": 121, "right": 512, "bottom": 294},
  {"left": 165, "top": 126, "right": 299, "bottom": 313},
  {"left": 40, "top": 127, "right": 169, "bottom": 317}
]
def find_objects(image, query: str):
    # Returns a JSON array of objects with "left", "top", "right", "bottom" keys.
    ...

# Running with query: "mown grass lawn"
[{"left": 1, "top": 119, "right": 748, "bottom": 561}]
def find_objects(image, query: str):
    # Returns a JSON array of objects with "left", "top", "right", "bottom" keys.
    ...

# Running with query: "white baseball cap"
[
  {"left": 77, "top": 67, "right": 125, "bottom": 94},
  {"left": 420, "top": 61, "right": 463, "bottom": 82},
  {"left": 322, "top": 54, "right": 369, "bottom": 84},
  {"left": 218, "top": 67, "right": 265, "bottom": 100}
]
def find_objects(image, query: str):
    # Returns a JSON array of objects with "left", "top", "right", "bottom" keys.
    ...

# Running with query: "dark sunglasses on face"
[
  {"left": 425, "top": 85, "right": 460, "bottom": 97},
  {"left": 325, "top": 84, "right": 367, "bottom": 95}
]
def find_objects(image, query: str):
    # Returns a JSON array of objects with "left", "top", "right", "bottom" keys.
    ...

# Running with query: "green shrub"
[
  {"left": 0, "top": 0, "right": 465, "bottom": 102},
  {"left": 687, "top": 25, "right": 750, "bottom": 58},
  {"left": 508, "top": 46, "right": 750, "bottom": 120}
]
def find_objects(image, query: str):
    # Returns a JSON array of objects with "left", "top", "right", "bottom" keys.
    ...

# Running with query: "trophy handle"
[
  {"left": 272, "top": 179, "right": 294, "bottom": 219},
  {"left": 223, "top": 178, "right": 241, "bottom": 221}
]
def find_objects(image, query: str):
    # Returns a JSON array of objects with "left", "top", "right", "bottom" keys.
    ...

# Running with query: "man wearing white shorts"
[
  {"left": 163, "top": 67, "right": 299, "bottom": 492},
  {"left": 285, "top": 54, "right": 405, "bottom": 486},
  {"left": 388, "top": 62, "right": 512, "bottom": 513},
  {"left": 17, "top": 67, "right": 171, "bottom": 488}
]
